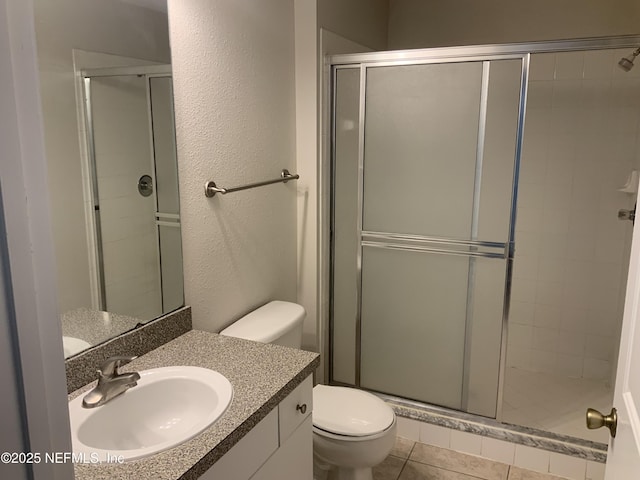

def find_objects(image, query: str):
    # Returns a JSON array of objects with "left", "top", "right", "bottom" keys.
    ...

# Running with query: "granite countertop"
[{"left": 69, "top": 330, "right": 320, "bottom": 480}]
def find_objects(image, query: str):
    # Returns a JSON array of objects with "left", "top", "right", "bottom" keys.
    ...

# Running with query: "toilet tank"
[{"left": 219, "top": 301, "right": 305, "bottom": 348}]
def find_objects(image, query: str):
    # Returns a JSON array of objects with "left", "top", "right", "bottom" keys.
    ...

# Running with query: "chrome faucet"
[{"left": 82, "top": 356, "right": 141, "bottom": 408}]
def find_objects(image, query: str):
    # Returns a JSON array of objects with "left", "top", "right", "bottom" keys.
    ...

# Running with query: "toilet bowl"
[
  {"left": 312, "top": 384, "right": 397, "bottom": 480},
  {"left": 219, "top": 301, "right": 397, "bottom": 480}
]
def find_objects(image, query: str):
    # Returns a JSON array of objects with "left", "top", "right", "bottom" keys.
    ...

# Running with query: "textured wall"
[
  {"left": 168, "top": 0, "right": 298, "bottom": 333},
  {"left": 388, "top": 0, "right": 640, "bottom": 49}
]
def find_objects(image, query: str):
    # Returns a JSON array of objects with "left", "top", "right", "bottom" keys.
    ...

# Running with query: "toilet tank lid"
[{"left": 219, "top": 301, "right": 305, "bottom": 344}]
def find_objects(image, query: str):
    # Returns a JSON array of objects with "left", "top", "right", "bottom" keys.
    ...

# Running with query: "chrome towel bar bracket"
[{"left": 204, "top": 169, "right": 300, "bottom": 198}]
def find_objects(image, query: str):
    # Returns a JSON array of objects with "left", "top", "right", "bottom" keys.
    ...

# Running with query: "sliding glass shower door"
[
  {"left": 331, "top": 56, "right": 526, "bottom": 417},
  {"left": 85, "top": 70, "right": 183, "bottom": 322}
]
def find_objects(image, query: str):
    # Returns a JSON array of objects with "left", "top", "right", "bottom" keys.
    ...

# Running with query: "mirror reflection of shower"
[
  {"left": 82, "top": 65, "right": 184, "bottom": 323},
  {"left": 618, "top": 47, "right": 640, "bottom": 71}
]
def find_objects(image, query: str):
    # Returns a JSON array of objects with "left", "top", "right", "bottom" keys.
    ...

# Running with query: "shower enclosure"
[
  {"left": 329, "top": 37, "right": 640, "bottom": 439},
  {"left": 82, "top": 65, "right": 183, "bottom": 321}
]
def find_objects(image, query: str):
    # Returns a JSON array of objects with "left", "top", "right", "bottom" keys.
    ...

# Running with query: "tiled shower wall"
[{"left": 507, "top": 49, "right": 640, "bottom": 381}]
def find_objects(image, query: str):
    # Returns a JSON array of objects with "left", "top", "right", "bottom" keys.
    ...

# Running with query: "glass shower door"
[
  {"left": 90, "top": 75, "right": 163, "bottom": 321},
  {"left": 86, "top": 72, "right": 183, "bottom": 322},
  {"left": 149, "top": 77, "right": 184, "bottom": 314},
  {"left": 331, "top": 57, "right": 524, "bottom": 417}
]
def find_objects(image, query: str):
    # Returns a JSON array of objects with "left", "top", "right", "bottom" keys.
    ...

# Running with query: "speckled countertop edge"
[{"left": 70, "top": 330, "right": 320, "bottom": 480}]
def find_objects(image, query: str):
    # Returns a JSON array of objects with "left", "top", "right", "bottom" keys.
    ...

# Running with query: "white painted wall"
[
  {"left": 294, "top": 0, "right": 320, "bottom": 351},
  {"left": 0, "top": 186, "right": 29, "bottom": 480},
  {"left": 388, "top": 0, "right": 640, "bottom": 49},
  {"left": 1, "top": 1, "right": 73, "bottom": 477},
  {"left": 33, "top": 0, "right": 170, "bottom": 314},
  {"left": 293, "top": 0, "right": 373, "bottom": 367},
  {"left": 318, "top": 0, "right": 388, "bottom": 51},
  {"left": 168, "top": 0, "right": 298, "bottom": 333}
]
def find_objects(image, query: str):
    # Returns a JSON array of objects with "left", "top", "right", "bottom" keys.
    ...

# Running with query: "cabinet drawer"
[{"left": 278, "top": 375, "right": 313, "bottom": 443}]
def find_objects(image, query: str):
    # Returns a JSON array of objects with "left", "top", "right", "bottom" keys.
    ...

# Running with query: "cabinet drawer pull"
[{"left": 296, "top": 403, "right": 307, "bottom": 414}]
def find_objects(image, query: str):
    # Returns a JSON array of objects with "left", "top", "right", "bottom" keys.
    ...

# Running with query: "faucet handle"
[{"left": 99, "top": 355, "right": 137, "bottom": 377}]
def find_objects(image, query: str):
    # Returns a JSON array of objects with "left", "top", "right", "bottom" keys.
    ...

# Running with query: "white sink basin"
[
  {"left": 69, "top": 366, "right": 233, "bottom": 462},
  {"left": 63, "top": 336, "right": 91, "bottom": 358}
]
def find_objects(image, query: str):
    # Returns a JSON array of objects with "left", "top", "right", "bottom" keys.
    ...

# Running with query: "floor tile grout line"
[
  {"left": 406, "top": 441, "right": 511, "bottom": 480},
  {"left": 407, "top": 440, "right": 416, "bottom": 459},
  {"left": 395, "top": 441, "right": 416, "bottom": 480},
  {"left": 396, "top": 456, "right": 408, "bottom": 480},
  {"left": 406, "top": 455, "right": 508, "bottom": 480},
  {"left": 392, "top": 437, "right": 578, "bottom": 480}
]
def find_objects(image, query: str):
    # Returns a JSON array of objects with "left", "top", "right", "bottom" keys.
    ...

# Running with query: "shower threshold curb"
[{"left": 377, "top": 393, "right": 607, "bottom": 463}]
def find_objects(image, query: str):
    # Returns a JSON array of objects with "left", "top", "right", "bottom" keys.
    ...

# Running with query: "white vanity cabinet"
[{"left": 200, "top": 375, "right": 313, "bottom": 480}]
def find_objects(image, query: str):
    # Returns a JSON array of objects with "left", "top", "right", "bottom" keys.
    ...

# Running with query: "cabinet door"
[
  {"left": 251, "top": 416, "right": 313, "bottom": 480},
  {"left": 279, "top": 376, "right": 313, "bottom": 442},
  {"left": 199, "top": 409, "right": 278, "bottom": 480}
]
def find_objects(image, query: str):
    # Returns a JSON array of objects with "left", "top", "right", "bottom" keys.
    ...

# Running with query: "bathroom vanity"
[
  {"left": 68, "top": 330, "right": 319, "bottom": 479},
  {"left": 201, "top": 376, "right": 313, "bottom": 480}
]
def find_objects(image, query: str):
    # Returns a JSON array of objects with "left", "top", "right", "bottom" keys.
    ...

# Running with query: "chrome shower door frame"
[
  {"left": 81, "top": 65, "right": 173, "bottom": 313},
  {"left": 327, "top": 35, "right": 640, "bottom": 421}
]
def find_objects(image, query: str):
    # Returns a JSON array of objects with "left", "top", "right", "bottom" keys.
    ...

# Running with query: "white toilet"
[{"left": 220, "top": 301, "right": 397, "bottom": 480}]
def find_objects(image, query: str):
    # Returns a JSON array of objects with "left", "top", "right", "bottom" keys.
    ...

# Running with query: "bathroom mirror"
[{"left": 33, "top": 0, "right": 183, "bottom": 358}]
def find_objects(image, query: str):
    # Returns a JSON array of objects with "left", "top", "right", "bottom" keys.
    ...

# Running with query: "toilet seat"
[
  {"left": 312, "top": 420, "right": 396, "bottom": 442},
  {"left": 312, "top": 385, "right": 395, "bottom": 440}
]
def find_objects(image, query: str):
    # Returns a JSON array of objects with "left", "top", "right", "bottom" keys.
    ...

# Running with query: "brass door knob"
[{"left": 586, "top": 407, "right": 617, "bottom": 438}]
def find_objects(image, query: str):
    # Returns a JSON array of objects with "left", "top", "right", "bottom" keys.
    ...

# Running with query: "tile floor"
[
  {"left": 501, "top": 368, "right": 612, "bottom": 443},
  {"left": 372, "top": 438, "right": 573, "bottom": 480}
]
